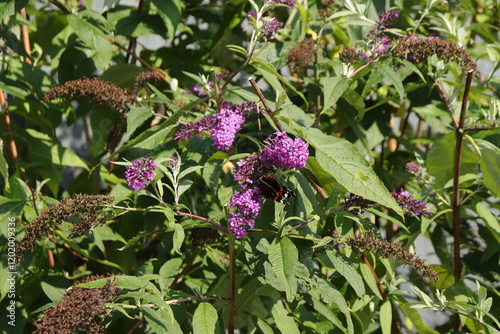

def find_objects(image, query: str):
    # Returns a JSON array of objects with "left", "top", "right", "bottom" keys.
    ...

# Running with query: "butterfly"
[{"left": 258, "top": 176, "right": 295, "bottom": 205}]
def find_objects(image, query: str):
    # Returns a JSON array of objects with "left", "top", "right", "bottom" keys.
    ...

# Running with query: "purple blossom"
[
  {"left": 125, "top": 157, "right": 156, "bottom": 190},
  {"left": 174, "top": 116, "right": 214, "bottom": 141},
  {"left": 260, "top": 132, "right": 309, "bottom": 170},
  {"left": 391, "top": 189, "right": 432, "bottom": 218},
  {"left": 233, "top": 153, "right": 264, "bottom": 185},
  {"left": 270, "top": 0, "right": 295, "bottom": 7},
  {"left": 342, "top": 193, "right": 375, "bottom": 215},
  {"left": 261, "top": 18, "right": 283, "bottom": 40},
  {"left": 405, "top": 161, "right": 423, "bottom": 179},
  {"left": 186, "top": 75, "right": 223, "bottom": 98},
  {"left": 228, "top": 186, "right": 264, "bottom": 238},
  {"left": 376, "top": 9, "right": 399, "bottom": 32},
  {"left": 212, "top": 107, "right": 247, "bottom": 151}
]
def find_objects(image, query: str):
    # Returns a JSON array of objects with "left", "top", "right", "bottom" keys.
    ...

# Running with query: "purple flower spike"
[
  {"left": 260, "top": 132, "right": 309, "bottom": 170},
  {"left": 212, "top": 107, "right": 246, "bottom": 151},
  {"left": 391, "top": 189, "right": 432, "bottom": 218},
  {"left": 261, "top": 18, "right": 283, "bottom": 40},
  {"left": 228, "top": 186, "right": 264, "bottom": 238},
  {"left": 125, "top": 157, "right": 156, "bottom": 190}
]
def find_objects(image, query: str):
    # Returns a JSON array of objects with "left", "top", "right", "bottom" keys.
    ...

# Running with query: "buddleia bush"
[{"left": 1, "top": 0, "right": 499, "bottom": 333}]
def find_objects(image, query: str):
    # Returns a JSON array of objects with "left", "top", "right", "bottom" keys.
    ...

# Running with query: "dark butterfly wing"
[{"left": 258, "top": 176, "right": 295, "bottom": 204}]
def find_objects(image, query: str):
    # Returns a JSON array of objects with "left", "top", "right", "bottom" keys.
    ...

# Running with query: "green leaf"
[
  {"left": 150, "top": 0, "right": 184, "bottom": 42},
  {"left": 266, "top": 236, "right": 298, "bottom": 302},
  {"left": 159, "top": 258, "right": 183, "bottom": 291},
  {"left": 41, "top": 275, "right": 71, "bottom": 302},
  {"left": 271, "top": 302, "right": 300, "bottom": 334},
  {"left": 321, "top": 77, "right": 349, "bottom": 114},
  {"left": 193, "top": 302, "right": 218, "bottom": 334},
  {"left": 426, "top": 132, "right": 479, "bottom": 189},
  {"left": 304, "top": 127, "right": 403, "bottom": 217},
  {"left": 306, "top": 294, "right": 348, "bottom": 333},
  {"left": 0, "top": 200, "right": 24, "bottom": 237},
  {"left": 475, "top": 202, "right": 500, "bottom": 241},
  {"left": 173, "top": 223, "right": 185, "bottom": 255},
  {"left": 126, "top": 107, "right": 153, "bottom": 137},
  {"left": 24, "top": 129, "right": 90, "bottom": 194},
  {"left": 67, "top": 15, "right": 112, "bottom": 69},
  {"left": 26, "top": 129, "right": 89, "bottom": 170},
  {"left": 476, "top": 139, "right": 500, "bottom": 197},
  {"left": 318, "top": 249, "right": 365, "bottom": 298},
  {"left": 359, "top": 262, "right": 383, "bottom": 300},
  {"left": 143, "top": 307, "right": 183, "bottom": 334},
  {"left": 0, "top": 140, "right": 9, "bottom": 192},
  {"left": 315, "top": 276, "right": 354, "bottom": 334},
  {"left": 399, "top": 304, "right": 440, "bottom": 334},
  {"left": 380, "top": 300, "right": 392, "bottom": 334},
  {"left": 252, "top": 57, "right": 308, "bottom": 106},
  {"left": 374, "top": 61, "right": 404, "bottom": 103}
]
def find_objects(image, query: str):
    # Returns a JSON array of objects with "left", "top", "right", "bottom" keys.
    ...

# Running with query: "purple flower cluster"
[
  {"left": 125, "top": 157, "right": 156, "bottom": 190},
  {"left": 175, "top": 101, "right": 260, "bottom": 151},
  {"left": 358, "top": 9, "right": 399, "bottom": 61},
  {"left": 261, "top": 18, "right": 284, "bottom": 40},
  {"left": 233, "top": 153, "right": 263, "bottom": 184},
  {"left": 372, "top": 9, "right": 399, "bottom": 35},
  {"left": 174, "top": 116, "right": 214, "bottom": 141},
  {"left": 405, "top": 161, "right": 423, "bottom": 179},
  {"left": 228, "top": 187, "right": 264, "bottom": 238},
  {"left": 261, "top": 132, "right": 309, "bottom": 169},
  {"left": 228, "top": 132, "right": 309, "bottom": 238},
  {"left": 187, "top": 75, "right": 223, "bottom": 98},
  {"left": 342, "top": 193, "right": 375, "bottom": 215},
  {"left": 212, "top": 107, "right": 247, "bottom": 151},
  {"left": 391, "top": 189, "right": 432, "bottom": 218},
  {"left": 270, "top": 0, "right": 295, "bottom": 7}
]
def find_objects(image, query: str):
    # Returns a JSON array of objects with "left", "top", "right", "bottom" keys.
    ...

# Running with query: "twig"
[
  {"left": 452, "top": 71, "right": 474, "bottom": 330},
  {"left": 249, "top": 78, "right": 285, "bottom": 132},
  {"left": 227, "top": 228, "right": 236, "bottom": 334},
  {"left": 107, "top": 36, "right": 166, "bottom": 81}
]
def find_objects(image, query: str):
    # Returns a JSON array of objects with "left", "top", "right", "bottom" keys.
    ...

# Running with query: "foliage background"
[{"left": 0, "top": 0, "right": 499, "bottom": 333}]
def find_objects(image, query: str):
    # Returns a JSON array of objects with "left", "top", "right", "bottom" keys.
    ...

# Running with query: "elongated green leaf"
[
  {"left": 266, "top": 237, "right": 298, "bottom": 302},
  {"left": 0, "top": 140, "right": 9, "bottom": 192},
  {"left": 143, "top": 307, "right": 183, "bottom": 334},
  {"left": 321, "top": 77, "right": 349, "bottom": 113},
  {"left": 380, "top": 300, "right": 392, "bottom": 334},
  {"left": 271, "top": 303, "right": 300, "bottom": 334},
  {"left": 67, "top": 15, "right": 112, "bottom": 69},
  {"left": 399, "top": 304, "right": 440, "bottom": 334},
  {"left": 306, "top": 294, "right": 348, "bottom": 333},
  {"left": 173, "top": 223, "right": 185, "bottom": 255},
  {"left": 193, "top": 302, "right": 218, "bottom": 334},
  {"left": 252, "top": 57, "right": 308, "bottom": 106},
  {"left": 426, "top": 132, "right": 479, "bottom": 189},
  {"left": 159, "top": 258, "right": 183, "bottom": 290},
  {"left": 476, "top": 202, "right": 500, "bottom": 238},
  {"left": 315, "top": 276, "right": 354, "bottom": 334},
  {"left": 318, "top": 249, "right": 365, "bottom": 298},
  {"left": 374, "top": 61, "right": 404, "bottom": 103},
  {"left": 26, "top": 129, "right": 89, "bottom": 170},
  {"left": 150, "top": 0, "right": 184, "bottom": 42},
  {"left": 304, "top": 127, "right": 403, "bottom": 217},
  {"left": 359, "top": 262, "right": 383, "bottom": 300},
  {"left": 126, "top": 107, "right": 153, "bottom": 137},
  {"left": 476, "top": 139, "right": 500, "bottom": 197}
]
